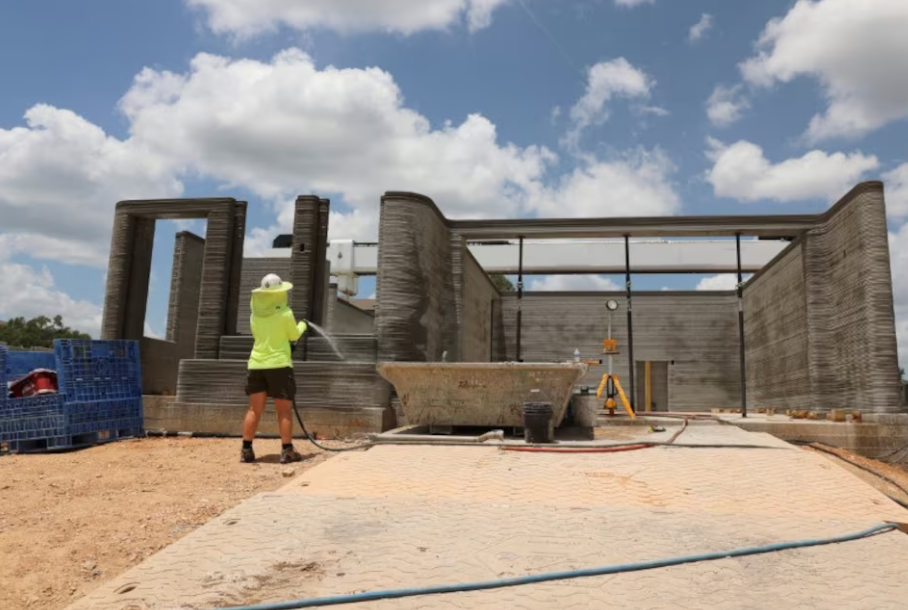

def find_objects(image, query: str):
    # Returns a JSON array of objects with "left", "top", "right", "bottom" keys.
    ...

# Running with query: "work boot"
[
  {"left": 240, "top": 446, "right": 256, "bottom": 463},
  {"left": 280, "top": 445, "right": 304, "bottom": 464}
]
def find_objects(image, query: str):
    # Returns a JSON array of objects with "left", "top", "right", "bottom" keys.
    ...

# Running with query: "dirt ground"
[
  {"left": 802, "top": 443, "right": 908, "bottom": 508},
  {"left": 0, "top": 436, "right": 350, "bottom": 610}
]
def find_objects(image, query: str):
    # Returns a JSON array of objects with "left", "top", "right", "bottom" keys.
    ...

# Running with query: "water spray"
[{"left": 289, "top": 322, "right": 368, "bottom": 454}]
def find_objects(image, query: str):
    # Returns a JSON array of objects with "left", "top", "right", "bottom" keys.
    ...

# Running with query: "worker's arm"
[{"left": 286, "top": 311, "right": 307, "bottom": 342}]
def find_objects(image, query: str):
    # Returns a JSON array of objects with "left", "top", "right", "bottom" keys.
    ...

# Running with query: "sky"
[{"left": 0, "top": 0, "right": 906, "bottom": 366}]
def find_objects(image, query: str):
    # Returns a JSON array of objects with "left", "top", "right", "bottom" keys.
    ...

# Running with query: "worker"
[{"left": 241, "top": 273, "right": 308, "bottom": 464}]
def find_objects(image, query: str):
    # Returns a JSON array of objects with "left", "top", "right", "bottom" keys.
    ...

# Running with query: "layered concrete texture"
[
  {"left": 165, "top": 231, "right": 205, "bottom": 360},
  {"left": 376, "top": 192, "right": 459, "bottom": 362},
  {"left": 100, "top": 200, "right": 247, "bottom": 395},
  {"left": 168, "top": 359, "right": 393, "bottom": 437},
  {"left": 453, "top": 235, "right": 499, "bottom": 362},
  {"left": 377, "top": 362, "right": 588, "bottom": 427},
  {"left": 101, "top": 198, "right": 247, "bottom": 362},
  {"left": 376, "top": 183, "right": 900, "bottom": 415},
  {"left": 494, "top": 292, "right": 742, "bottom": 411},
  {"left": 744, "top": 182, "right": 902, "bottom": 413},
  {"left": 328, "top": 297, "right": 375, "bottom": 334},
  {"left": 218, "top": 335, "right": 378, "bottom": 362}
]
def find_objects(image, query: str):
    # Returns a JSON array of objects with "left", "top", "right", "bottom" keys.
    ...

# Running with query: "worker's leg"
[
  {"left": 274, "top": 399, "right": 294, "bottom": 445},
  {"left": 243, "top": 392, "right": 267, "bottom": 441},
  {"left": 241, "top": 370, "right": 269, "bottom": 463},
  {"left": 268, "top": 368, "right": 303, "bottom": 464}
]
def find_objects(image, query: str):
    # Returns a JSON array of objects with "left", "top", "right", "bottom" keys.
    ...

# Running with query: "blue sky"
[{"left": 0, "top": 0, "right": 906, "bottom": 364}]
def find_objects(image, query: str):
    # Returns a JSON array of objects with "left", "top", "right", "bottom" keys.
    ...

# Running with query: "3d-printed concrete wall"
[
  {"left": 376, "top": 192, "right": 458, "bottom": 362},
  {"left": 744, "top": 182, "right": 902, "bottom": 413},
  {"left": 101, "top": 198, "right": 247, "bottom": 361},
  {"left": 166, "top": 231, "right": 205, "bottom": 360},
  {"left": 743, "top": 241, "right": 811, "bottom": 411},
  {"left": 493, "top": 292, "right": 742, "bottom": 411},
  {"left": 453, "top": 235, "right": 499, "bottom": 362},
  {"left": 329, "top": 299, "right": 375, "bottom": 334}
]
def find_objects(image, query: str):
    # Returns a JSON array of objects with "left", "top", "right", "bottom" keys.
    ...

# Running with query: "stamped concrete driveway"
[{"left": 68, "top": 425, "right": 908, "bottom": 610}]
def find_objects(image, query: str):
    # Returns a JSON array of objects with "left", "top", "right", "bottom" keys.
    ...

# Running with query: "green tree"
[
  {"left": 489, "top": 274, "right": 515, "bottom": 293},
  {"left": 0, "top": 315, "right": 91, "bottom": 349}
]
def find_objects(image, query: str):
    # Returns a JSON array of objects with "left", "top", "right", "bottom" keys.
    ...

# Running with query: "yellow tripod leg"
[
  {"left": 595, "top": 374, "right": 608, "bottom": 400},
  {"left": 613, "top": 377, "right": 636, "bottom": 418}
]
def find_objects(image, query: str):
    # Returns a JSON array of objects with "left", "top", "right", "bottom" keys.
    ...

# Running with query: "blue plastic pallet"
[
  {"left": 0, "top": 428, "right": 143, "bottom": 454},
  {"left": 67, "top": 397, "right": 143, "bottom": 425},
  {"left": 54, "top": 340, "right": 143, "bottom": 402},
  {"left": 3, "top": 350, "right": 55, "bottom": 381},
  {"left": 0, "top": 393, "right": 67, "bottom": 443},
  {"left": 1, "top": 342, "right": 145, "bottom": 454}
]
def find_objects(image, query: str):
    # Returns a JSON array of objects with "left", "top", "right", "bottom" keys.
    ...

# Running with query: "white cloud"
[
  {"left": 530, "top": 148, "right": 680, "bottom": 218},
  {"left": 122, "top": 50, "right": 556, "bottom": 226},
  {"left": 0, "top": 45, "right": 683, "bottom": 330},
  {"left": 695, "top": 274, "right": 746, "bottom": 291},
  {"left": 565, "top": 58, "right": 654, "bottom": 148},
  {"left": 883, "top": 163, "right": 908, "bottom": 220},
  {"left": 706, "top": 138, "right": 879, "bottom": 202},
  {"left": 688, "top": 13, "right": 713, "bottom": 43},
  {"left": 0, "top": 262, "right": 102, "bottom": 337},
  {"left": 529, "top": 275, "right": 621, "bottom": 291},
  {"left": 0, "top": 233, "right": 109, "bottom": 268},
  {"left": 615, "top": 0, "right": 654, "bottom": 7},
  {"left": 741, "top": 0, "right": 908, "bottom": 142},
  {"left": 706, "top": 85, "right": 750, "bottom": 127},
  {"left": 0, "top": 105, "right": 182, "bottom": 265},
  {"left": 186, "top": 0, "right": 512, "bottom": 37},
  {"left": 888, "top": 223, "right": 908, "bottom": 367}
]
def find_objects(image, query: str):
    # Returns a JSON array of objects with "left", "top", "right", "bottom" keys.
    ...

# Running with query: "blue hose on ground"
[{"left": 213, "top": 523, "right": 903, "bottom": 610}]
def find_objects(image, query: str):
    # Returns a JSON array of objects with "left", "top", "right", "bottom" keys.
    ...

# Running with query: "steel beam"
[{"left": 260, "top": 239, "right": 787, "bottom": 276}]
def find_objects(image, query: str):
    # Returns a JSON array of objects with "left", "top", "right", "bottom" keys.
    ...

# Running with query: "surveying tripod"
[{"left": 595, "top": 301, "right": 635, "bottom": 418}]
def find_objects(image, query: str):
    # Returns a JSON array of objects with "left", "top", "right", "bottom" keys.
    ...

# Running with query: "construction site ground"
[
  {"left": 2, "top": 424, "right": 897, "bottom": 610},
  {"left": 0, "top": 437, "right": 351, "bottom": 610}
]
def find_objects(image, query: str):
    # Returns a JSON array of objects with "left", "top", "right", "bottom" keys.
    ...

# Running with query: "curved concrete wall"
[
  {"left": 744, "top": 182, "right": 902, "bottom": 413},
  {"left": 376, "top": 192, "right": 458, "bottom": 362}
]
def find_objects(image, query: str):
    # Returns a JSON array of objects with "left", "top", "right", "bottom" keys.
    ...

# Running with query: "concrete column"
[
  {"left": 310, "top": 199, "right": 331, "bottom": 326},
  {"left": 194, "top": 206, "right": 235, "bottom": 359},
  {"left": 101, "top": 210, "right": 137, "bottom": 340},
  {"left": 224, "top": 201, "right": 247, "bottom": 336},
  {"left": 122, "top": 218, "right": 156, "bottom": 341},
  {"left": 166, "top": 231, "right": 205, "bottom": 359},
  {"left": 290, "top": 196, "right": 321, "bottom": 322}
]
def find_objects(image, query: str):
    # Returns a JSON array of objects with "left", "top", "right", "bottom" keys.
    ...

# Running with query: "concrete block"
[{"left": 377, "top": 362, "right": 588, "bottom": 427}]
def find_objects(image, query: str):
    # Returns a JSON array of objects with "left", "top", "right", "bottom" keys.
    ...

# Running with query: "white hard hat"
[{"left": 253, "top": 273, "right": 293, "bottom": 293}]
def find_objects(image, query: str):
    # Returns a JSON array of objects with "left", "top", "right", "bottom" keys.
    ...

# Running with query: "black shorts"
[{"left": 245, "top": 367, "right": 296, "bottom": 401}]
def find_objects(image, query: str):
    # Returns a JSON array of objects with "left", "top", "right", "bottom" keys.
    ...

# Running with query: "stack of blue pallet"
[{"left": 0, "top": 340, "right": 143, "bottom": 454}]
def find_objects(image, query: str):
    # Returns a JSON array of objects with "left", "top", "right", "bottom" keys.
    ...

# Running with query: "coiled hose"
[{"left": 212, "top": 522, "right": 903, "bottom": 610}]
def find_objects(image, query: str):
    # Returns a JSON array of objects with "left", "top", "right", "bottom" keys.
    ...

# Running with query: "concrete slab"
[
  {"left": 719, "top": 413, "right": 908, "bottom": 458},
  {"left": 68, "top": 427, "right": 908, "bottom": 610}
]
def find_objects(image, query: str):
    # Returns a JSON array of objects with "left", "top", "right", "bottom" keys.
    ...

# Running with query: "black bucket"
[{"left": 523, "top": 402, "right": 554, "bottom": 444}]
